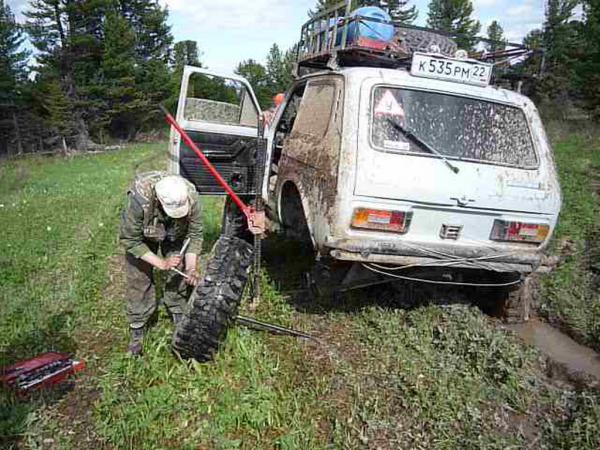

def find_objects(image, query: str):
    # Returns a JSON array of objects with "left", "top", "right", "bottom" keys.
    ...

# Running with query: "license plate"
[{"left": 411, "top": 53, "right": 493, "bottom": 87}]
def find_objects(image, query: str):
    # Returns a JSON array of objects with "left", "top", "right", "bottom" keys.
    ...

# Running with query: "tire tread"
[{"left": 172, "top": 236, "right": 253, "bottom": 361}]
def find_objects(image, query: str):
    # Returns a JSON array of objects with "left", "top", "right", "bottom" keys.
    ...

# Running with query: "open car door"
[{"left": 169, "top": 66, "right": 262, "bottom": 196}]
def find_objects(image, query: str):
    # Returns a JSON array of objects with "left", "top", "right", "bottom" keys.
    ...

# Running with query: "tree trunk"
[
  {"left": 73, "top": 113, "right": 92, "bottom": 151},
  {"left": 12, "top": 110, "right": 22, "bottom": 155},
  {"left": 61, "top": 72, "right": 95, "bottom": 151},
  {"left": 127, "top": 121, "right": 138, "bottom": 142}
]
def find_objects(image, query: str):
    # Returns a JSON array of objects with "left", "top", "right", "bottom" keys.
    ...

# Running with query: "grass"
[
  {"left": 540, "top": 133, "right": 600, "bottom": 351},
  {"left": 0, "top": 139, "right": 599, "bottom": 449}
]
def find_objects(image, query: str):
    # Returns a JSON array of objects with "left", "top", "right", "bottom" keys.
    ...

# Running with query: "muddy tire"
[
  {"left": 221, "top": 197, "right": 252, "bottom": 243},
  {"left": 172, "top": 236, "right": 254, "bottom": 362},
  {"left": 503, "top": 277, "right": 534, "bottom": 323},
  {"left": 395, "top": 27, "right": 458, "bottom": 56}
]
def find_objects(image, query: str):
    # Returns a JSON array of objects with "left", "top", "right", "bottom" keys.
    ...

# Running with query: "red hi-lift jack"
[{"left": 162, "top": 106, "right": 319, "bottom": 343}]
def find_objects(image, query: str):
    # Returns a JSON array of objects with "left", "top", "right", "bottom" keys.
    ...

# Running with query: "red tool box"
[{"left": 1, "top": 352, "right": 85, "bottom": 394}]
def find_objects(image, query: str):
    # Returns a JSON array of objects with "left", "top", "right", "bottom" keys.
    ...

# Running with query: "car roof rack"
[{"left": 296, "top": 0, "right": 544, "bottom": 86}]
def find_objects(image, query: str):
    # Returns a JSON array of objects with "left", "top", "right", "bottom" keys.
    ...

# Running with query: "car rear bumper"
[{"left": 327, "top": 239, "right": 554, "bottom": 274}]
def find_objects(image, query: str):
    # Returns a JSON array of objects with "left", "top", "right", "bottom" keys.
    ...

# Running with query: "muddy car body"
[
  {"left": 271, "top": 66, "right": 560, "bottom": 264},
  {"left": 170, "top": 54, "right": 561, "bottom": 320}
]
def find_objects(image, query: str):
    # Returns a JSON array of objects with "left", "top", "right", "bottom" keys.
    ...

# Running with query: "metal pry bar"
[
  {"left": 235, "top": 315, "right": 321, "bottom": 343},
  {"left": 172, "top": 267, "right": 189, "bottom": 279},
  {"left": 170, "top": 238, "right": 192, "bottom": 279},
  {"left": 179, "top": 238, "right": 191, "bottom": 256}
]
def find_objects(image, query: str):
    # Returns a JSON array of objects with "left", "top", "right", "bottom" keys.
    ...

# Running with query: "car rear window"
[{"left": 371, "top": 87, "right": 538, "bottom": 168}]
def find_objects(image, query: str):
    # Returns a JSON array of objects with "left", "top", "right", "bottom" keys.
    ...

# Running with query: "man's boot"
[{"left": 128, "top": 326, "right": 145, "bottom": 356}]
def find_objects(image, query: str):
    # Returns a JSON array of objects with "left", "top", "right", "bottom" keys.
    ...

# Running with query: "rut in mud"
[{"left": 507, "top": 320, "right": 600, "bottom": 383}]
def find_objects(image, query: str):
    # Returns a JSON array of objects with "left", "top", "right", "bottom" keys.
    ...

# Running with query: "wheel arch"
[{"left": 277, "top": 179, "right": 316, "bottom": 248}]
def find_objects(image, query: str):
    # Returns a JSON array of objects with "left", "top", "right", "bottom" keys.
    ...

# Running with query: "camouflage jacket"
[{"left": 119, "top": 171, "right": 203, "bottom": 258}]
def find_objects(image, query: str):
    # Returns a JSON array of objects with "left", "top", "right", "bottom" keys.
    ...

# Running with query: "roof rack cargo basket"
[
  {"left": 297, "top": 0, "right": 544, "bottom": 83},
  {"left": 298, "top": 1, "right": 411, "bottom": 70}
]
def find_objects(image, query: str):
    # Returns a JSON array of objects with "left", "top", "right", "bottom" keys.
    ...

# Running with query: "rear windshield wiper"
[{"left": 386, "top": 118, "right": 460, "bottom": 174}]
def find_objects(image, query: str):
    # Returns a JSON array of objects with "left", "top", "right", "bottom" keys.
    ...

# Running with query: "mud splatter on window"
[
  {"left": 292, "top": 83, "right": 336, "bottom": 138},
  {"left": 371, "top": 87, "right": 537, "bottom": 168}
]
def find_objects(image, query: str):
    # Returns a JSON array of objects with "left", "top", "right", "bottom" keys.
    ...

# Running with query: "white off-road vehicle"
[{"left": 170, "top": 3, "right": 561, "bottom": 361}]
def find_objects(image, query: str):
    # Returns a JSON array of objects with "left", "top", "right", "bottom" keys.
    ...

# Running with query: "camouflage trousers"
[{"left": 125, "top": 240, "right": 193, "bottom": 329}]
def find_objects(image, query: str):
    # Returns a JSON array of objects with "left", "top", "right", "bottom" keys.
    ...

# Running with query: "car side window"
[
  {"left": 291, "top": 81, "right": 336, "bottom": 138},
  {"left": 184, "top": 72, "right": 258, "bottom": 128}
]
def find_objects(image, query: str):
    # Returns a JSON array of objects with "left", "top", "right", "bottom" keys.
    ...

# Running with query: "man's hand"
[
  {"left": 184, "top": 268, "right": 199, "bottom": 286},
  {"left": 184, "top": 253, "right": 198, "bottom": 286},
  {"left": 162, "top": 255, "right": 182, "bottom": 271},
  {"left": 141, "top": 252, "right": 180, "bottom": 271}
]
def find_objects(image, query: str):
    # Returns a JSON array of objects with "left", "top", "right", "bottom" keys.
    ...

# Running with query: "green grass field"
[
  {"left": 1, "top": 139, "right": 599, "bottom": 449},
  {"left": 541, "top": 134, "right": 600, "bottom": 351}
]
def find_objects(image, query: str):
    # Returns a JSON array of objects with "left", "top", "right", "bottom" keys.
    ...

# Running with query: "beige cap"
[{"left": 155, "top": 176, "right": 190, "bottom": 219}]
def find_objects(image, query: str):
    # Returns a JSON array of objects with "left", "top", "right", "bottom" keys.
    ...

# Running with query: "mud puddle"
[{"left": 506, "top": 319, "right": 600, "bottom": 382}]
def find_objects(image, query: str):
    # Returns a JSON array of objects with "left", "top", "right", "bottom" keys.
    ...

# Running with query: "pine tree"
[
  {"left": 25, "top": 0, "right": 106, "bottom": 149},
  {"left": 486, "top": 20, "right": 505, "bottom": 53},
  {"left": 266, "top": 44, "right": 293, "bottom": 94},
  {"left": 167, "top": 40, "right": 202, "bottom": 113},
  {"left": 311, "top": 0, "right": 417, "bottom": 23},
  {"left": 521, "top": 29, "right": 544, "bottom": 77},
  {"left": 427, "top": 0, "right": 481, "bottom": 50},
  {"left": 235, "top": 60, "right": 272, "bottom": 109},
  {"left": 101, "top": 11, "right": 147, "bottom": 139},
  {"left": 576, "top": 0, "right": 600, "bottom": 117},
  {"left": 116, "top": 0, "right": 173, "bottom": 129},
  {"left": 544, "top": 0, "right": 580, "bottom": 64},
  {"left": 524, "top": 29, "right": 543, "bottom": 50},
  {"left": 507, "top": 29, "right": 545, "bottom": 99},
  {"left": 118, "top": 0, "right": 172, "bottom": 61},
  {"left": 376, "top": 1, "right": 418, "bottom": 23},
  {"left": 0, "top": 1, "right": 30, "bottom": 155},
  {"left": 173, "top": 41, "right": 201, "bottom": 69},
  {"left": 38, "top": 78, "right": 74, "bottom": 151},
  {"left": 0, "top": 1, "right": 29, "bottom": 93},
  {"left": 540, "top": 0, "right": 582, "bottom": 111},
  {"left": 311, "top": 0, "right": 355, "bottom": 17}
]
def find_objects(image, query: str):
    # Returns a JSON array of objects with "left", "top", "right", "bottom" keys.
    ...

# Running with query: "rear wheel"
[
  {"left": 172, "top": 236, "right": 253, "bottom": 362},
  {"left": 503, "top": 276, "right": 535, "bottom": 323},
  {"left": 280, "top": 183, "right": 312, "bottom": 246}
]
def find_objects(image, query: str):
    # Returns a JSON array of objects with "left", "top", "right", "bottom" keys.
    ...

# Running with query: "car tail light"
[
  {"left": 490, "top": 220, "right": 550, "bottom": 244},
  {"left": 351, "top": 208, "right": 412, "bottom": 233}
]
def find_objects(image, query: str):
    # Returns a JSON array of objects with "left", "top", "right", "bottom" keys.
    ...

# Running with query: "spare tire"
[
  {"left": 395, "top": 27, "right": 457, "bottom": 56},
  {"left": 221, "top": 197, "right": 252, "bottom": 243},
  {"left": 172, "top": 236, "right": 254, "bottom": 361}
]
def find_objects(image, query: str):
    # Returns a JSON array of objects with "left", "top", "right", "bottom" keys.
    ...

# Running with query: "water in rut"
[{"left": 507, "top": 319, "right": 600, "bottom": 381}]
